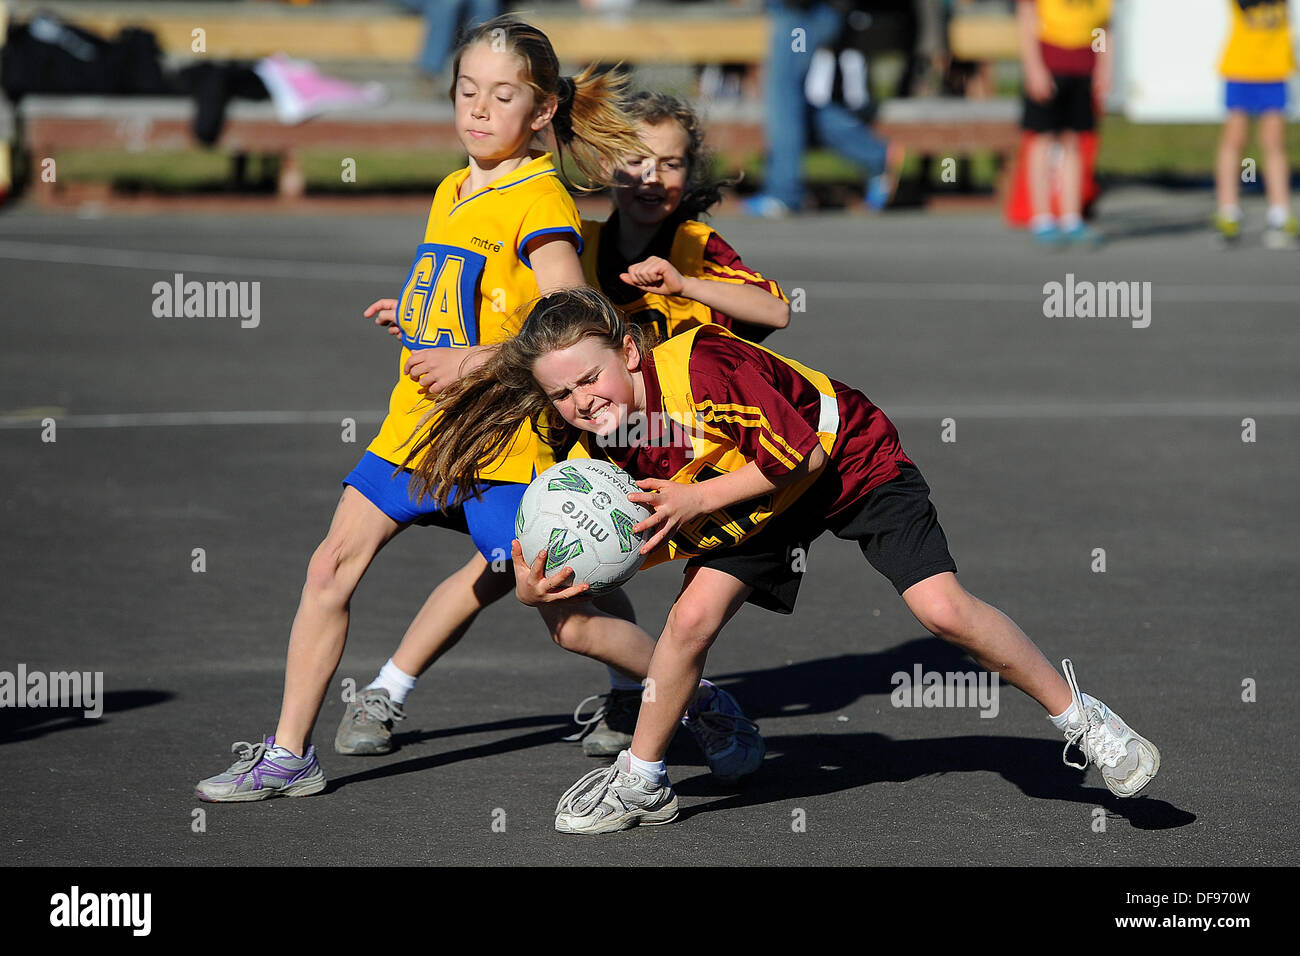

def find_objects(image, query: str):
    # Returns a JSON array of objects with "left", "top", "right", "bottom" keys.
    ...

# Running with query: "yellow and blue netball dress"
[
  {"left": 1220, "top": 0, "right": 1295, "bottom": 113},
  {"left": 345, "top": 151, "right": 581, "bottom": 558}
]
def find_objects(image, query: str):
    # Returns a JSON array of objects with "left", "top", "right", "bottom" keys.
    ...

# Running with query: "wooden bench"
[
  {"left": 20, "top": 93, "right": 1019, "bottom": 204},
  {"left": 9, "top": 3, "right": 1022, "bottom": 206}
]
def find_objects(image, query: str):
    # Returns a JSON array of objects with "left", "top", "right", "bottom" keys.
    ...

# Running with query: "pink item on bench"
[{"left": 254, "top": 54, "right": 387, "bottom": 125}]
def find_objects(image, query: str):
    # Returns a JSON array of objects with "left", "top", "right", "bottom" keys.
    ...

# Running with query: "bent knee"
[
  {"left": 539, "top": 606, "right": 592, "bottom": 655},
  {"left": 663, "top": 601, "right": 726, "bottom": 656},
  {"left": 303, "top": 537, "right": 368, "bottom": 604},
  {"left": 910, "top": 589, "right": 978, "bottom": 642}
]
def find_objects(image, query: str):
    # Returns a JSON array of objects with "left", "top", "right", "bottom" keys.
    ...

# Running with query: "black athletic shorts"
[
  {"left": 1022, "top": 73, "right": 1095, "bottom": 133},
  {"left": 685, "top": 462, "right": 958, "bottom": 615}
]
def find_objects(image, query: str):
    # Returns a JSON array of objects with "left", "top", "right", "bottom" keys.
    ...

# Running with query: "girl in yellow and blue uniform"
[
  {"left": 194, "top": 16, "right": 659, "bottom": 801},
  {"left": 1214, "top": 0, "right": 1297, "bottom": 247}
]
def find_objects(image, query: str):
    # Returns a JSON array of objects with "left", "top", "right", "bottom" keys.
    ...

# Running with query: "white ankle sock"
[
  {"left": 1219, "top": 204, "right": 1242, "bottom": 222},
  {"left": 628, "top": 751, "right": 667, "bottom": 786},
  {"left": 1267, "top": 204, "right": 1291, "bottom": 228},
  {"left": 367, "top": 659, "right": 417, "bottom": 705},
  {"left": 607, "top": 666, "right": 642, "bottom": 692},
  {"left": 1049, "top": 693, "right": 1099, "bottom": 731},
  {"left": 1031, "top": 214, "right": 1056, "bottom": 232},
  {"left": 1060, "top": 213, "right": 1083, "bottom": 231}
]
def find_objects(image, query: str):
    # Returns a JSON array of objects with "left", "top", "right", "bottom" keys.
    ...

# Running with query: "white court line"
[
  {"left": 0, "top": 240, "right": 394, "bottom": 282},
  {"left": 884, "top": 401, "right": 1300, "bottom": 418},
  {"left": 2, "top": 402, "right": 1298, "bottom": 431},
  {"left": 799, "top": 280, "right": 1300, "bottom": 303},
  {"left": 0, "top": 410, "right": 384, "bottom": 429},
  {"left": 3, "top": 240, "right": 1300, "bottom": 302}
]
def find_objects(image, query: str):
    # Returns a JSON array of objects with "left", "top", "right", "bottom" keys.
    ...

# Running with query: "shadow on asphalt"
[
  {"left": 671, "top": 734, "right": 1193, "bottom": 831},
  {"left": 706, "top": 636, "right": 981, "bottom": 722},
  {"left": 326, "top": 713, "right": 573, "bottom": 793},
  {"left": 327, "top": 637, "right": 1191, "bottom": 830},
  {"left": 1086, "top": 213, "right": 1215, "bottom": 242},
  {"left": 0, "top": 689, "right": 174, "bottom": 744}
]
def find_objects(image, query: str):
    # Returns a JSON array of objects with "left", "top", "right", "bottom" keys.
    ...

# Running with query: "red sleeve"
[
  {"left": 700, "top": 232, "right": 786, "bottom": 302},
  {"left": 688, "top": 339, "right": 822, "bottom": 480}
]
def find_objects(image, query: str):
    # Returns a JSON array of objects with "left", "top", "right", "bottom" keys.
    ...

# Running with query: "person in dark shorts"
[
  {"left": 407, "top": 288, "right": 1164, "bottom": 834},
  {"left": 1016, "top": 0, "right": 1112, "bottom": 245}
]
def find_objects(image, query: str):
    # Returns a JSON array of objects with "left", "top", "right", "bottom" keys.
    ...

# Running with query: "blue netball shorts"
[
  {"left": 343, "top": 451, "right": 526, "bottom": 562},
  {"left": 1225, "top": 81, "right": 1288, "bottom": 114}
]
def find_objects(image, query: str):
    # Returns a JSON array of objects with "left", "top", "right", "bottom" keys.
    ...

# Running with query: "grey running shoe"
[
  {"left": 195, "top": 736, "right": 325, "bottom": 802},
  {"left": 563, "top": 688, "right": 640, "bottom": 757},
  {"left": 555, "top": 750, "right": 679, "bottom": 834},
  {"left": 1059, "top": 659, "right": 1160, "bottom": 797},
  {"left": 334, "top": 687, "right": 406, "bottom": 755},
  {"left": 682, "top": 679, "right": 764, "bottom": 782}
]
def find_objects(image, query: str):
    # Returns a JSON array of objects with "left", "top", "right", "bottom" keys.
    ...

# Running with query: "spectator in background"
[
  {"left": 398, "top": 0, "right": 501, "bottom": 79},
  {"left": 910, "top": 0, "right": 948, "bottom": 96},
  {"left": 1016, "top": 0, "right": 1110, "bottom": 246},
  {"left": 744, "top": 0, "right": 903, "bottom": 217},
  {"left": 1214, "top": 0, "right": 1296, "bottom": 249}
]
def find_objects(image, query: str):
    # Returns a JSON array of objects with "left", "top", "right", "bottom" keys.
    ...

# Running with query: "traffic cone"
[{"left": 1005, "top": 128, "right": 1101, "bottom": 227}]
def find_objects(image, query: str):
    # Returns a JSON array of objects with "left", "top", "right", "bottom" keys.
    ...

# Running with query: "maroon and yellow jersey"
[
  {"left": 1019, "top": 0, "right": 1111, "bottom": 75},
  {"left": 574, "top": 325, "right": 911, "bottom": 566},
  {"left": 580, "top": 212, "right": 786, "bottom": 344}
]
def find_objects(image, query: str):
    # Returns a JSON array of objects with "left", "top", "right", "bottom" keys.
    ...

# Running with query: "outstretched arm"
[{"left": 620, "top": 256, "right": 790, "bottom": 330}]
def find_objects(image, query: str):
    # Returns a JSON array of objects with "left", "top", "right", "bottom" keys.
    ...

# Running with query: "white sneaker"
[
  {"left": 1263, "top": 218, "right": 1298, "bottom": 250},
  {"left": 1058, "top": 659, "right": 1160, "bottom": 797},
  {"left": 554, "top": 750, "right": 679, "bottom": 834}
]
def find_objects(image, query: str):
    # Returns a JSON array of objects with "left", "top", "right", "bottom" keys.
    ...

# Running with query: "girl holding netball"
[
  {"left": 354, "top": 89, "right": 792, "bottom": 760},
  {"left": 404, "top": 287, "right": 1162, "bottom": 833}
]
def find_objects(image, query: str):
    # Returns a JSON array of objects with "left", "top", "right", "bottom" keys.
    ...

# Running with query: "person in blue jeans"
[
  {"left": 746, "top": 0, "right": 900, "bottom": 216},
  {"left": 398, "top": 0, "right": 502, "bottom": 78}
]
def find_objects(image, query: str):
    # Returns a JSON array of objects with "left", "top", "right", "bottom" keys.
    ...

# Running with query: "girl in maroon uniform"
[{"left": 406, "top": 287, "right": 1162, "bottom": 834}]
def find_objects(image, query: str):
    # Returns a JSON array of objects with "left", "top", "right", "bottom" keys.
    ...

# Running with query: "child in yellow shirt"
[
  {"left": 1214, "top": 0, "right": 1297, "bottom": 248},
  {"left": 1016, "top": 0, "right": 1112, "bottom": 246}
]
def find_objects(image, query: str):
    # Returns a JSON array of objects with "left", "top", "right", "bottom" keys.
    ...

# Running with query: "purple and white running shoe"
[{"left": 195, "top": 735, "right": 325, "bottom": 802}]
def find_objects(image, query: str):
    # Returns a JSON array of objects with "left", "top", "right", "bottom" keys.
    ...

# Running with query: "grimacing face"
[{"left": 533, "top": 335, "right": 644, "bottom": 439}]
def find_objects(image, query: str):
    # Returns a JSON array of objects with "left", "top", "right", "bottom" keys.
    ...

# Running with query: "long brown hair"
[
  {"left": 402, "top": 288, "right": 647, "bottom": 510},
  {"left": 450, "top": 16, "right": 647, "bottom": 190}
]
